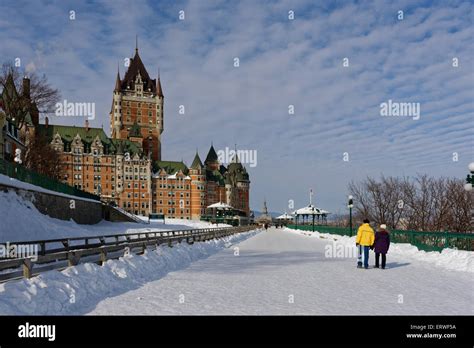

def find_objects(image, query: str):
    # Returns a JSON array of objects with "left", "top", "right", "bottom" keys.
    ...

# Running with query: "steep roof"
[
  {"left": 205, "top": 144, "right": 218, "bottom": 163},
  {"left": 121, "top": 49, "right": 156, "bottom": 94},
  {"left": 156, "top": 77, "right": 163, "bottom": 97},
  {"left": 190, "top": 152, "right": 203, "bottom": 169},
  {"left": 114, "top": 69, "right": 121, "bottom": 92},
  {"left": 219, "top": 164, "right": 227, "bottom": 175}
]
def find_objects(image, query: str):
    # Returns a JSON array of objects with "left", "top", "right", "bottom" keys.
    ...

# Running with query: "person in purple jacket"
[{"left": 373, "top": 224, "right": 390, "bottom": 269}]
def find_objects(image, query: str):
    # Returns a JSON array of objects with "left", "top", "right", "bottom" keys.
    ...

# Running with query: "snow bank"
[
  {"left": 0, "top": 229, "right": 260, "bottom": 315},
  {"left": 285, "top": 228, "right": 474, "bottom": 273},
  {"left": 0, "top": 188, "right": 228, "bottom": 242}
]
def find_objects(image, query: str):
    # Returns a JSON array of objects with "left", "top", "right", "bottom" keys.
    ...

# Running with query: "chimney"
[
  {"left": 22, "top": 77, "right": 30, "bottom": 99},
  {"left": 85, "top": 119, "right": 89, "bottom": 131},
  {"left": 45, "top": 116, "right": 49, "bottom": 128}
]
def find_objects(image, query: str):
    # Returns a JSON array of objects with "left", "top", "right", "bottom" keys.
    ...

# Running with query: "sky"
[{"left": 0, "top": 0, "right": 472, "bottom": 214}]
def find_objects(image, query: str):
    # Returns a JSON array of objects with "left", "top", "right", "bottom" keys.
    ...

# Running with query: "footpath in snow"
[
  {"left": 0, "top": 229, "right": 259, "bottom": 315},
  {"left": 0, "top": 227, "right": 472, "bottom": 315},
  {"left": 86, "top": 227, "right": 471, "bottom": 315}
]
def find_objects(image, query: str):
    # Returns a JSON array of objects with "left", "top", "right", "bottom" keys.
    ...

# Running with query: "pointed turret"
[
  {"left": 191, "top": 151, "right": 203, "bottom": 169},
  {"left": 231, "top": 152, "right": 240, "bottom": 163},
  {"left": 156, "top": 75, "right": 163, "bottom": 98},
  {"left": 114, "top": 67, "right": 121, "bottom": 92},
  {"left": 205, "top": 144, "right": 218, "bottom": 163},
  {"left": 121, "top": 42, "right": 155, "bottom": 93}
]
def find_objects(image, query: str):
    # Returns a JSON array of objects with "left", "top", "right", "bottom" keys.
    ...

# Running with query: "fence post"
[
  {"left": 40, "top": 242, "right": 46, "bottom": 256},
  {"left": 100, "top": 249, "right": 107, "bottom": 265},
  {"left": 67, "top": 252, "right": 80, "bottom": 267},
  {"left": 22, "top": 259, "right": 33, "bottom": 279}
]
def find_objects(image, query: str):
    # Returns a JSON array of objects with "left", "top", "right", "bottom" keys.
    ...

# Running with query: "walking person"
[
  {"left": 355, "top": 219, "right": 375, "bottom": 269},
  {"left": 374, "top": 224, "right": 390, "bottom": 269}
]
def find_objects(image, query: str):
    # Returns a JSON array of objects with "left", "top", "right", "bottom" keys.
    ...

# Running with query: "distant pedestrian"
[
  {"left": 356, "top": 219, "right": 375, "bottom": 269},
  {"left": 374, "top": 224, "right": 390, "bottom": 269}
]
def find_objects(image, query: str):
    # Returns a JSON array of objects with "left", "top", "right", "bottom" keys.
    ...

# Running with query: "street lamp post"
[
  {"left": 348, "top": 195, "right": 354, "bottom": 237},
  {"left": 464, "top": 163, "right": 474, "bottom": 228}
]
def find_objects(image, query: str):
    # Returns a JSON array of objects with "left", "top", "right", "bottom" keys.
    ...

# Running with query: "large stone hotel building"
[{"left": 35, "top": 46, "right": 250, "bottom": 219}]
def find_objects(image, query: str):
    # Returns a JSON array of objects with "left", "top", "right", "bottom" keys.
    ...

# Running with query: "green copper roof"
[
  {"left": 154, "top": 160, "right": 189, "bottom": 175},
  {"left": 37, "top": 124, "right": 111, "bottom": 144},
  {"left": 37, "top": 124, "right": 142, "bottom": 156},
  {"left": 111, "top": 138, "right": 141, "bottom": 155}
]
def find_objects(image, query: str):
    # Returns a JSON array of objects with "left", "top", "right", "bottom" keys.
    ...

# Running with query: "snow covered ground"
[
  {"left": 0, "top": 227, "right": 471, "bottom": 315},
  {"left": 85, "top": 227, "right": 472, "bottom": 315},
  {"left": 290, "top": 228, "right": 474, "bottom": 273},
  {"left": 0, "top": 188, "right": 227, "bottom": 242},
  {"left": 0, "top": 230, "right": 259, "bottom": 315}
]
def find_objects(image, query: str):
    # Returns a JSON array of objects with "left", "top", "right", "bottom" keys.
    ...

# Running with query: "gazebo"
[
  {"left": 292, "top": 189, "right": 330, "bottom": 231},
  {"left": 293, "top": 205, "right": 330, "bottom": 225},
  {"left": 275, "top": 212, "right": 294, "bottom": 226}
]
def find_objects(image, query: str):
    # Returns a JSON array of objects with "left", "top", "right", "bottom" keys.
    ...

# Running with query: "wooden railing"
[{"left": 0, "top": 225, "right": 256, "bottom": 282}]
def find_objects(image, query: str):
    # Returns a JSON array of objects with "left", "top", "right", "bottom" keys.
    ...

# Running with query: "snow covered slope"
[{"left": 0, "top": 188, "right": 228, "bottom": 242}]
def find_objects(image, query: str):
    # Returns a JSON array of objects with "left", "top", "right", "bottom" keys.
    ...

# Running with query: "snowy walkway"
[{"left": 88, "top": 228, "right": 473, "bottom": 315}]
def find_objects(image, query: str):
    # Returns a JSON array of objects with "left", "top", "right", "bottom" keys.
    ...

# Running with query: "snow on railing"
[{"left": 0, "top": 225, "right": 257, "bottom": 282}]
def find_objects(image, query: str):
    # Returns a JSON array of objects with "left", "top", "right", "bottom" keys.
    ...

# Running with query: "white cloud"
[{"left": 0, "top": 0, "right": 472, "bottom": 213}]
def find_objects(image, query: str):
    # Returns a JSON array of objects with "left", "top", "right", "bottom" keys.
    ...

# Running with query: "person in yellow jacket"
[{"left": 356, "top": 219, "right": 375, "bottom": 269}]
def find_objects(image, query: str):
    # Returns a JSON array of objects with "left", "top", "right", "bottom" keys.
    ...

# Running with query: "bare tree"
[
  {"left": 348, "top": 174, "right": 472, "bottom": 233},
  {"left": 0, "top": 62, "right": 60, "bottom": 121},
  {"left": 22, "top": 133, "right": 62, "bottom": 180}
]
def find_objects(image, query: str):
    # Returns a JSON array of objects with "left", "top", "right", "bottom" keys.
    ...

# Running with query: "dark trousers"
[
  {"left": 375, "top": 253, "right": 386, "bottom": 269},
  {"left": 363, "top": 246, "right": 370, "bottom": 269}
]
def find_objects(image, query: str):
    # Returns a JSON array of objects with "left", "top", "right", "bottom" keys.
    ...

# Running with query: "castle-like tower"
[
  {"left": 29, "top": 43, "right": 250, "bottom": 220},
  {"left": 110, "top": 44, "right": 164, "bottom": 161}
]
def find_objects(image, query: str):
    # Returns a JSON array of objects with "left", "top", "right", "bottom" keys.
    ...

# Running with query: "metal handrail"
[{"left": 0, "top": 225, "right": 256, "bottom": 281}]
